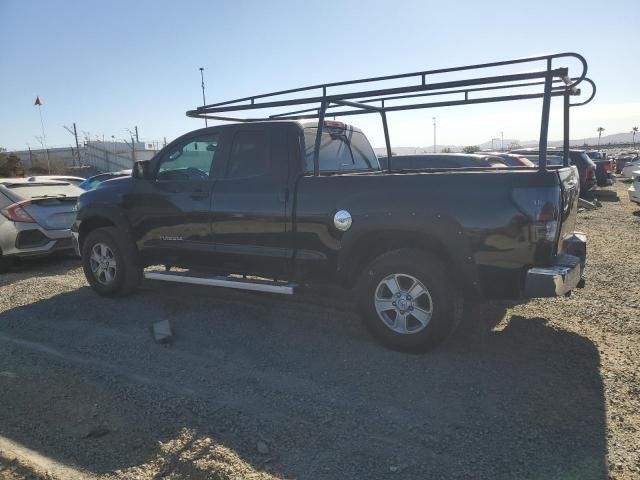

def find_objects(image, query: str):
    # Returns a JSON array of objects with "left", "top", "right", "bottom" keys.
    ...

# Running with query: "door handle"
[{"left": 190, "top": 189, "right": 208, "bottom": 200}]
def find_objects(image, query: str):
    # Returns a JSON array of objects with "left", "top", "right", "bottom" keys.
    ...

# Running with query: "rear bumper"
[
  {"left": 0, "top": 221, "right": 74, "bottom": 259},
  {"left": 597, "top": 175, "right": 615, "bottom": 187},
  {"left": 523, "top": 232, "right": 586, "bottom": 298}
]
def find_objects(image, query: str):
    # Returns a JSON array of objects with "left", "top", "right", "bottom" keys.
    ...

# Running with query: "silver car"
[{"left": 0, "top": 179, "right": 83, "bottom": 271}]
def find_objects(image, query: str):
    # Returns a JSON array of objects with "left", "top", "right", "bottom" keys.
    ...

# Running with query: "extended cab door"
[
  {"left": 210, "top": 125, "right": 293, "bottom": 278},
  {"left": 130, "top": 131, "right": 222, "bottom": 266}
]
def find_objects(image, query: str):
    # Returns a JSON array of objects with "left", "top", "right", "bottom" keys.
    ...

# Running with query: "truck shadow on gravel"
[{"left": 0, "top": 285, "right": 607, "bottom": 479}]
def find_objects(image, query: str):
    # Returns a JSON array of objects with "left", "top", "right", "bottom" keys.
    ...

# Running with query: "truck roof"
[{"left": 178, "top": 120, "right": 364, "bottom": 138}]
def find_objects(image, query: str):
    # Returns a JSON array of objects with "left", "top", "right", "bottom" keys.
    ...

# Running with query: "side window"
[
  {"left": 226, "top": 130, "right": 269, "bottom": 178},
  {"left": 157, "top": 133, "right": 219, "bottom": 181}
]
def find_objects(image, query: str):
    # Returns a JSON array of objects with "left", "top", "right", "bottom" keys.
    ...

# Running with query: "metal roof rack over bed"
[{"left": 186, "top": 52, "right": 595, "bottom": 174}]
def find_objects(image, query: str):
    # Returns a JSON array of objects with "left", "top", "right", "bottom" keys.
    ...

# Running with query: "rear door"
[{"left": 210, "top": 125, "right": 293, "bottom": 278}]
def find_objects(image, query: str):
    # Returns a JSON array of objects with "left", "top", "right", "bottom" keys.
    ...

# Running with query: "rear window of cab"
[{"left": 303, "top": 127, "right": 380, "bottom": 173}]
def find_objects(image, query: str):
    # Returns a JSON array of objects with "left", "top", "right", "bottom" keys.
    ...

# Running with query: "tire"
[
  {"left": 81, "top": 226, "right": 142, "bottom": 296},
  {"left": 355, "top": 248, "right": 460, "bottom": 353}
]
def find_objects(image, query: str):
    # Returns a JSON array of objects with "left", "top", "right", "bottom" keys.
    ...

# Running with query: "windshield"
[{"left": 586, "top": 152, "right": 603, "bottom": 159}]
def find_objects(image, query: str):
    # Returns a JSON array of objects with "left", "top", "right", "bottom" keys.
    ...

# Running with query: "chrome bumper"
[
  {"left": 524, "top": 232, "right": 587, "bottom": 298},
  {"left": 524, "top": 254, "right": 582, "bottom": 297}
]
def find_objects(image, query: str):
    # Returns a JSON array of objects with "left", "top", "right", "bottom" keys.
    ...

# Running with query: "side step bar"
[{"left": 143, "top": 271, "right": 296, "bottom": 295}]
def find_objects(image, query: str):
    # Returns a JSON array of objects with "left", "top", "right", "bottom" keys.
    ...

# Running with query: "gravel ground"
[{"left": 0, "top": 179, "right": 638, "bottom": 480}]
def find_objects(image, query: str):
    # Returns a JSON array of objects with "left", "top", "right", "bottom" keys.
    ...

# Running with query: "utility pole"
[
  {"left": 64, "top": 122, "right": 82, "bottom": 167},
  {"left": 432, "top": 117, "right": 436, "bottom": 153},
  {"left": 134, "top": 126, "right": 139, "bottom": 143},
  {"left": 500, "top": 131, "right": 504, "bottom": 151},
  {"left": 199, "top": 67, "right": 208, "bottom": 128},
  {"left": 126, "top": 128, "right": 137, "bottom": 163}
]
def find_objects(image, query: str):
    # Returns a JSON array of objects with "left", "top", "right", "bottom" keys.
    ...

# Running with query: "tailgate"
[
  {"left": 23, "top": 198, "right": 78, "bottom": 230},
  {"left": 557, "top": 166, "right": 580, "bottom": 243}
]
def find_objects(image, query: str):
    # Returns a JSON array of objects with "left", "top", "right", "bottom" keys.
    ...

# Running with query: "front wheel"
[
  {"left": 81, "top": 226, "right": 142, "bottom": 296},
  {"left": 356, "top": 249, "right": 460, "bottom": 352}
]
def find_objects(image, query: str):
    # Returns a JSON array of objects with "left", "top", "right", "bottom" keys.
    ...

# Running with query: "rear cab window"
[{"left": 303, "top": 126, "right": 379, "bottom": 173}]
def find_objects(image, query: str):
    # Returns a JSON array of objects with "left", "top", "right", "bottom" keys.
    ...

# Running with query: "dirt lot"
[{"left": 1, "top": 179, "right": 638, "bottom": 480}]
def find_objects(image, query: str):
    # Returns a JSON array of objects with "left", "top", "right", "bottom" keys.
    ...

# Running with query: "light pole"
[
  {"left": 199, "top": 67, "right": 208, "bottom": 128},
  {"left": 432, "top": 117, "right": 436, "bottom": 153},
  {"left": 500, "top": 131, "right": 504, "bottom": 151}
]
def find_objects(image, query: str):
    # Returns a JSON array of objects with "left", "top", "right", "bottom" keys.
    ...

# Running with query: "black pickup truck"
[
  {"left": 72, "top": 119, "right": 587, "bottom": 350},
  {"left": 72, "top": 54, "right": 593, "bottom": 351}
]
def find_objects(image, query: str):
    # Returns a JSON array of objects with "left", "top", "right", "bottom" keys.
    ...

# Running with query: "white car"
[
  {"left": 628, "top": 171, "right": 640, "bottom": 205},
  {"left": 26, "top": 175, "right": 85, "bottom": 186},
  {"left": 621, "top": 158, "right": 640, "bottom": 179}
]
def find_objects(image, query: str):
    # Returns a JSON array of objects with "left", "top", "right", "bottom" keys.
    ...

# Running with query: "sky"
[{"left": 0, "top": 0, "right": 638, "bottom": 151}]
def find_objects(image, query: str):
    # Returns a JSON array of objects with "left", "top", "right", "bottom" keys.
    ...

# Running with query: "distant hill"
[{"left": 373, "top": 130, "right": 638, "bottom": 155}]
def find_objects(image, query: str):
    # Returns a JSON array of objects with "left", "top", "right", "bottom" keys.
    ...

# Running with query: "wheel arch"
[
  {"left": 77, "top": 207, "right": 133, "bottom": 254},
  {"left": 338, "top": 229, "right": 480, "bottom": 296}
]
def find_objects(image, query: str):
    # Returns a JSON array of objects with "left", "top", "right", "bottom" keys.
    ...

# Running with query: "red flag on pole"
[{"left": 34, "top": 96, "right": 43, "bottom": 106}]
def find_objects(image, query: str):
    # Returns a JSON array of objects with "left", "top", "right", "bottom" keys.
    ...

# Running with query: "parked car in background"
[
  {"left": 621, "top": 157, "right": 640, "bottom": 179},
  {"left": 479, "top": 152, "right": 535, "bottom": 167},
  {"left": 0, "top": 179, "right": 83, "bottom": 271},
  {"left": 27, "top": 175, "right": 85, "bottom": 186},
  {"left": 584, "top": 151, "right": 615, "bottom": 186},
  {"left": 378, "top": 153, "right": 507, "bottom": 170},
  {"left": 614, "top": 152, "right": 639, "bottom": 174},
  {"left": 628, "top": 170, "right": 640, "bottom": 205},
  {"left": 585, "top": 150, "right": 606, "bottom": 161},
  {"left": 510, "top": 148, "right": 597, "bottom": 194},
  {"left": 79, "top": 170, "right": 131, "bottom": 191}
]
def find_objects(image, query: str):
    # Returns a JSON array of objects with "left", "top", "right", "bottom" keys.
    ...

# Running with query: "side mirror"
[{"left": 132, "top": 160, "right": 152, "bottom": 180}]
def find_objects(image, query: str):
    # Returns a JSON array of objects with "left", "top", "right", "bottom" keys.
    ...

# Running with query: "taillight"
[
  {"left": 604, "top": 161, "right": 612, "bottom": 174},
  {"left": 323, "top": 120, "right": 346, "bottom": 129},
  {"left": 512, "top": 188, "right": 560, "bottom": 243},
  {"left": 533, "top": 201, "right": 559, "bottom": 242},
  {"left": 0, "top": 200, "right": 35, "bottom": 223}
]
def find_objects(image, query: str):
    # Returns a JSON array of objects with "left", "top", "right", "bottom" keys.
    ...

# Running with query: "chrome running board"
[{"left": 143, "top": 271, "right": 296, "bottom": 295}]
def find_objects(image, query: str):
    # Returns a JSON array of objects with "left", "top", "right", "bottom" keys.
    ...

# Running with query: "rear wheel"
[
  {"left": 82, "top": 227, "right": 142, "bottom": 296},
  {"left": 356, "top": 249, "right": 460, "bottom": 352}
]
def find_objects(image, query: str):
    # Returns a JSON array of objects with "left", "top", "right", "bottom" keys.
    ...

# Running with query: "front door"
[{"left": 130, "top": 132, "right": 221, "bottom": 267}]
